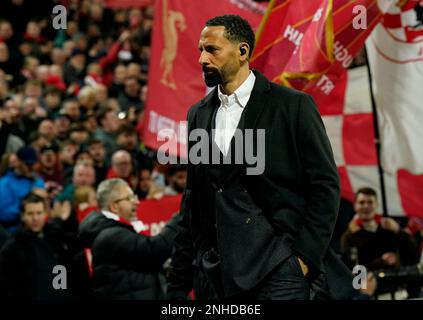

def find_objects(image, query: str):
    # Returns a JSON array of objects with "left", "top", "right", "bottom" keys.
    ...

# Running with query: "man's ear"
[{"left": 239, "top": 43, "right": 250, "bottom": 61}]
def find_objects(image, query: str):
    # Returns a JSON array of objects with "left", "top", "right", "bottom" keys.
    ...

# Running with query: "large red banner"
[
  {"left": 251, "top": 0, "right": 394, "bottom": 210},
  {"left": 136, "top": 194, "right": 182, "bottom": 235}
]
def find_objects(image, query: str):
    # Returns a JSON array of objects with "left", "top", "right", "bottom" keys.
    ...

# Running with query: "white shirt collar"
[
  {"left": 218, "top": 71, "right": 256, "bottom": 108},
  {"left": 101, "top": 210, "right": 120, "bottom": 221}
]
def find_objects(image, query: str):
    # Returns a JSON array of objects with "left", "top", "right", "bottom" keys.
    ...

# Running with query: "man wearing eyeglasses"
[{"left": 79, "top": 178, "right": 181, "bottom": 300}]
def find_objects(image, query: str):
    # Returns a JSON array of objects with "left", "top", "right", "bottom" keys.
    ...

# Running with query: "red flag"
[{"left": 251, "top": 0, "right": 396, "bottom": 212}]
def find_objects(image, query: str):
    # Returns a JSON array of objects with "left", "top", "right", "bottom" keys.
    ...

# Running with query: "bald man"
[{"left": 107, "top": 150, "right": 135, "bottom": 189}]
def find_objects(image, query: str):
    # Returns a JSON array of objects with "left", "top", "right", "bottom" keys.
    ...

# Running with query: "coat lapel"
[
  {"left": 219, "top": 70, "right": 271, "bottom": 186},
  {"left": 243, "top": 70, "right": 271, "bottom": 131}
]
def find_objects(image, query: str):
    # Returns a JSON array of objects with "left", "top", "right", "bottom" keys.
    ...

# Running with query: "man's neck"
[{"left": 220, "top": 66, "right": 250, "bottom": 96}]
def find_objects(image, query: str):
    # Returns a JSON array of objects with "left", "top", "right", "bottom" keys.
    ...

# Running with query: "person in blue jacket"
[{"left": 0, "top": 146, "right": 44, "bottom": 232}]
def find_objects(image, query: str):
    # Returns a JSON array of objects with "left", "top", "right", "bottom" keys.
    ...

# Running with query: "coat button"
[{"left": 245, "top": 217, "right": 251, "bottom": 224}]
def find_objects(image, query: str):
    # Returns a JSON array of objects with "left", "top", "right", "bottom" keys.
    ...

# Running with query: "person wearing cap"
[
  {"left": 0, "top": 146, "right": 45, "bottom": 232},
  {"left": 35, "top": 143, "right": 63, "bottom": 185},
  {"left": 64, "top": 47, "right": 86, "bottom": 89}
]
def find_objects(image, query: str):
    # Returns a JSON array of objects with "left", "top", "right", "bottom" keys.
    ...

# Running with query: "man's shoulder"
[
  {"left": 267, "top": 81, "right": 310, "bottom": 102},
  {"left": 94, "top": 222, "right": 136, "bottom": 244}
]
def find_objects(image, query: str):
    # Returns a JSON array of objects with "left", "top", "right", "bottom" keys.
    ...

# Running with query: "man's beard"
[{"left": 202, "top": 67, "right": 223, "bottom": 87}]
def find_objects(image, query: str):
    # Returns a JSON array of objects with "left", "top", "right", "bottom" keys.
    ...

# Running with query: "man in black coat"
[
  {"left": 79, "top": 178, "right": 181, "bottom": 300},
  {"left": 167, "top": 14, "right": 353, "bottom": 300},
  {"left": 0, "top": 193, "right": 78, "bottom": 299}
]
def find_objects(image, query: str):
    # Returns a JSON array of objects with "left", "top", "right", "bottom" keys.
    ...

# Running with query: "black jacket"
[
  {"left": 168, "top": 70, "right": 353, "bottom": 299},
  {"left": 79, "top": 211, "right": 180, "bottom": 300},
  {"left": 0, "top": 220, "right": 79, "bottom": 299}
]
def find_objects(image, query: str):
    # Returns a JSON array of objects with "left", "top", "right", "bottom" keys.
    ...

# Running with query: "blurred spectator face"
[
  {"left": 54, "top": 116, "right": 71, "bottom": 138},
  {"left": 87, "top": 24, "right": 101, "bottom": 38},
  {"left": 70, "top": 128, "right": 89, "bottom": 145},
  {"left": 168, "top": 170, "right": 187, "bottom": 193},
  {"left": 45, "top": 91, "right": 61, "bottom": 110},
  {"left": 74, "top": 33, "right": 88, "bottom": 52},
  {"left": 138, "top": 169, "right": 152, "bottom": 193},
  {"left": 21, "top": 201, "right": 46, "bottom": 233},
  {"left": 49, "top": 64, "right": 63, "bottom": 79},
  {"left": 141, "top": 46, "right": 151, "bottom": 60},
  {"left": 112, "top": 151, "right": 133, "bottom": 179},
  {"left": 22, "top": 97, "right": 39, "bottom": 114},
  {"left": 15, "top": 158, "right": 34, "bottom": 178},
  {"left": 87, "top": 63, "right": 102, "bottom": 76},
  {"left": 0, "top": 21, "right": 13, "bottom": 41},
  {"left": 70, "top": 53, "right": 86, "bottom": 71},
  {"left": 129, "top": 8, "right": 143, "bottom": 28},
  {"left": 90, "top": 3, "right": 104, "bottom": 21},
  {"left": 78, "top": 86, "right": 97, "bottom": 109},
  {"left": 102, "top": 110, "right": 120, "bottom": 132},
  {"left": 31, "top": 135, "right": 50, "bottom": 152},
  {"left": 117, "top": 131, "right": 138, "bottom": 151},
  {"left": 38, "top": 119, "right": 57, "bottom": 141},
  {"left": 94, "top": 84, "right": 108, "bottom": 103},
  {"left": 114, "top": 9, "right": 127, "bottom": 24},
  {"left": 88, "top": 141, "right": 105, "bottom": 163},
  {"left": 63, "top": 40, "right": 75, "bottom": 57},
  {"left": 0, "top": 43, "right": 9, "bottom": 62},
  {"left": 124, "top": 77, "right": 140, "bottom": 97},
  {"left": 60, "top": 142, "right": 77, "bottom": 165},
  {"left": 36, "top": 65, "right": 50, "bottom": 83},
  {"left": 63, "top": 100, "right": 81, "bottom": 120},
  {"left": 127, "top": 63, "right": 141, "bottom": 79},
  {"left": 26, "top": 21, "right": 41, "bottom": 39},
  {"left": 0, "top": 79, "right": 7, "bottom": 99},
  {"left": 140, "top": 85, "right": 148, "bottom": 103},
  {"left": 32, "top": 187, "right": 51, "bottom": 211},
  {"left": 85, "top": 114, "right": 97, "bottom": 133},
  {"left": 24, "top": 57, "right": 40, "bottom": 75},
  {"left": 73, "top": 164, "right": 95, "bottom": 187},
  {"left": 66, "top": 21, "right": 79, "bottom": 38},
  {"left": 8, "top": 153, "right": 19, "bottom": 170},
  {"left": 354, "top": 193, "right": 378, "bottom": 222},
  {"left": 75, "top": 152, "right": 94, "bottom": 167},
  {"left": 19, "top": 42, "right": 32, "bottom": 56},
  {"left": 51, "top": 48, "right": 67, "bottom": 65},
  {"left": 24, "top": 82, "right": 42, "bottom": 98},
  {"left": 114, "top": 65, "right": 127, "bottom": 83},
  {"left": 4, "top": 99, "right": 21, "bottom": 121},
  {"left": 39, "top": 149, "right": 57, "bottom": 169}
]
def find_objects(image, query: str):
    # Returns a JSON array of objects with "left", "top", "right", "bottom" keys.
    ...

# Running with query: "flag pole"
[
  {"left": 253, "top": 0, "right": 276, "bottom": 56},
  {"left": 364, "top": 44, "right": 389, "bottom": 217}
]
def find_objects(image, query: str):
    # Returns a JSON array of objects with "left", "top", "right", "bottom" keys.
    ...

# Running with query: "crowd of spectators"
[{"left": 0, "top": 0, "right": 187, "bottom": 299}]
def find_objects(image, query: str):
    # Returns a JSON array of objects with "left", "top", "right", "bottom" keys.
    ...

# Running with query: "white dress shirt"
[{"left": 215, "top": 71, "right": 256, "bottom": 155}]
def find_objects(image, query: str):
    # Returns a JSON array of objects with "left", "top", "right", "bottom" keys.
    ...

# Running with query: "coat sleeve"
[
  {"left": 95, "top": 213, "right": 182, "bottom": 270},
  {"left": 166, "top": 107, "right": 197, "bottom": 300},
  {"left": 291, "top": 93, "right": 340, "bottom": 272}
]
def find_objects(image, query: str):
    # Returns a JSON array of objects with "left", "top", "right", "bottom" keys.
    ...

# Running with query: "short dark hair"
[
  {"left": 355, "top": 187, "right": 378, "bottom": 200},
  {"left": 205, "top": 14, "right": 255, "bottom": 58},
  {"left": 117, "top": 124, "right": 137, "bottom": 137},
  {"left": 87, "top": 138, "right": 103, "bottom": 147},
  {"left": 167, "top": 164, "right": 187, "bottom": 177},
  {"left": 96, "top": 106, "right": 114, "bottom": 126},
  {"left": 20, "top": 193, "right": 46, "bottom": 214}
]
